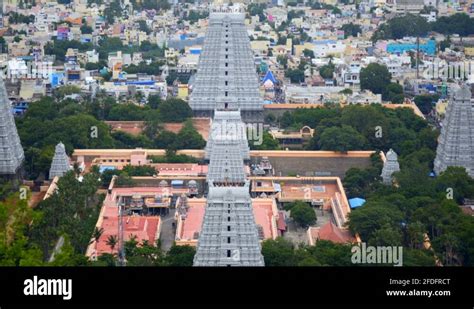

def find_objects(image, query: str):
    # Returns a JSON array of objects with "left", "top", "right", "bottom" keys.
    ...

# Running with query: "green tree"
[
  {"left": 317, "top": 126, "right": 368, "bottom": 152},
  {"left": 261, "top": 237, "right": 296, "bottom": 266},
  {"left": 121, "top": 165, "right": 157, "bottom": 176},
  {"left": 319, "top": 62, "right": 335, "bottom": 79},
  {"left": 107, "top": 103, "right": 149, "bottom": 121},
  {"left": 106, "top": 235, "right": 118, "bottom": 253},
  {"left": 285, "top": 68, "right": 305, "bottom": 84},
  {"left": 436, "top": 167, "right": 474, "bottom": 204},
  {"left": 403, "top": 248, "right": 436, "bottom": 266},
  {"left": 165, "top": 245, "right": 196, "bottom": 266},
  {"left": 348, "top": 201, "right": 404, "bottom": 242},
  {"left": 290, "top": 202, "right": 316, "bottom": 228},
  {"left": 414, "top": 94, "right": 438, "bottom": 115},
  {"left": 386, "top": 82, "right": 404, "bottom": 103},
  {"left": 302, "top": 48, "right": 315, "bottom": 59},
  {"left": 92, "top": 227, "right": 104, "bottom": 244},
  {"left": 80, "top": 25, "right": 93, "bottom": 34},
  {"left": 147, "top": 94, "right": 162, "bottom": 109},
  {"left": 249, "top": 132, "right": 280, "bottom": 150},
  {"left": 341, "top": 23, "right": 362, "bottom": 39},
  {"left": 172, "top": 121, "right": 206, "bottom": 149},
  {"left": 371, "top": 14, "right": 430, "bottom": 41},
  {"left": 306, "top": 240, "right": 353, "bottom": 266},
  {"left": 277, "top": 55, "right": 288, "bottom": 67},
  {"left": 432, "top": 13, "right": 474, "bottom": 36},
  {"left": 360, "top": 63, "right": 392, "bottom": 97},
  {"left": 158, "top": 98, "right": 192, "bottom": 122},
  {"left": 0, "top": 193, "right": 44, "bottom": 266}
]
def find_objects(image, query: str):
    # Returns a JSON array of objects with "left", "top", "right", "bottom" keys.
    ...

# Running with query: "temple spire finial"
[{"left": 49, "top": 142, "right": 72, "bottom": 180}]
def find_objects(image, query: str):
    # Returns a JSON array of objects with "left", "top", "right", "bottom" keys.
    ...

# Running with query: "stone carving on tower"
[
  {"left": 381, "top": 149, "right": 400, "bottom": 185},
  {"left": 0, "top": 77, "right": 25, "bottom": 176},
  {"left": 189, "top": 7, "right": 264, "bottom": 123},
  {"left": 193, "top": 5, "right": 265, "bottom": 266},
  {"left": 434, "top": 85, "right": 474, "bottom": 177},
  {"left": 205, "top": 109, "right": 250, "bottom": 161},
  {"left": 195, "top": 108, "right": 264, "bottom": 266},
  {"left": 49, "top": 142, "right": 72, "bottom": 180}
]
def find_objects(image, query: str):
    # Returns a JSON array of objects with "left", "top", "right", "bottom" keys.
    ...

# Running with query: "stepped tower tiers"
[
  {"left": 189, "top": 8, "right": 264, "bottom": 123},
  {"left": 193, "top": 182, "right": 265, "bottom": 266},
  {"left": 381, "top": 149, "right": 400, "bottom": 185},
  {"left": 434, "top": 85, "right": 474, "bottom": 177},
  {"left": 194, "top": 108, "right": 264, "bottom": 266},
  {"left": 0, "top": 77, "right": 24, "bottom": 177},
  {"left": 49, "top": 142, "right": 72, "bottom": 180},
  {"left": 205, "top": 109, "right": 250, "bottom": 161}
]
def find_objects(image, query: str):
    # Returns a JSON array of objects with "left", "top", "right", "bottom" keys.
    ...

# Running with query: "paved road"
[
  {"left": 283, "top": 208, "right": 331, "bottom": 247},
  {"left": 159, "top": 212, "right": 176, "bottom": 252}
]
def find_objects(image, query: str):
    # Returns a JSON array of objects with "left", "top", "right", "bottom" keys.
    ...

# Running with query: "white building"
[
  {"left": 347, "top": 90, "right": 382, "bottom": 104},
  {"left": 86, "top": 50, "right": 99, "bottom": 64},
  {"left": 313, "top": 41, "right": 346, "bottom": 58}
]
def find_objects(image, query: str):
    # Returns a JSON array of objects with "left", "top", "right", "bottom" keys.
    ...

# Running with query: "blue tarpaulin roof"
[
  {"left": 262, "top": 70, "right": 277, "bottom": 84},
  {"left": 349, "top": 198, "right": 366, "bottom": 209},
  {"left": 171, "top": 180, "right": 184, "bottom": 186},
  {"left": 99, "top": 166, "right": 116, "bottom": 173}
]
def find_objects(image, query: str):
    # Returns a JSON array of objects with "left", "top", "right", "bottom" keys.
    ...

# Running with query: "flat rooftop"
[
  {"left": 251, "top": 151, "right": 376, "bottom": 179},
  {"left": 87, "top": 204, "right": 161, "bottom": 258},
  {"left": 175, "top": 197, "right": 279, "bottom": 246},
  {"left": 74, "top": 149, "right": 376, "bottom": 179}
]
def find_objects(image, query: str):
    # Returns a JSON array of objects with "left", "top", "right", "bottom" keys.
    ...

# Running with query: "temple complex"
[
  {"left": 434, "top": 85, "right": 474, "bottom": 177},
  {"left": 381, "top": 149, "right": 400, "bottom": 185},
  {"left": 49, "top": 142, "right": 72, "bottom": 180}
]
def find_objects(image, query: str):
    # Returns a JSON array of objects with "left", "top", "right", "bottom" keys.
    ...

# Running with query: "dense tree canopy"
[
  {"left": 285, "top": 68, "right": 305, "bottom": 84},
  {"left": 317, "top": 125, "right": 368, "bottom": 152},
  {"left": 157, "top": 98, "right": 193, "bottom": 123},
  {"left": 372, "top": 13, "right": 474, "bottom": 42},
  {"left": 285, "top": 201, "right": 317, "bottom": 228},
  {"left": 371, "top": 14, "right": 430, "bottom": 41},
  {"left": 341, "top": 23, "right": 362, "bottom": 39},
  {"left": 262, "top": 237, "right": 353, "bottom": 266},
  {"left": 414, "top": 94, "right": 439, "bottom": 115},
  {"left": 360, "top": 63, "right": 392, "bottom": 97}
]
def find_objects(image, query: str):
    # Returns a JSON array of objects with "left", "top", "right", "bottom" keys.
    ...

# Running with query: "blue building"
[{"left": 387, "top": 40, "right": 436, "bottom": 56}]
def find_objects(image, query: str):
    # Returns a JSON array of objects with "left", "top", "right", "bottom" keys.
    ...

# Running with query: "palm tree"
[
  {"left": 90, "top": 227, "right": 104, "bottom": 245},
  {"left": 106, "top": 235, "right": 118, "bottom": 253}
]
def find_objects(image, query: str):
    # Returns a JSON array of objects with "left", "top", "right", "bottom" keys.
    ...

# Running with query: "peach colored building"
[
  {"left": 251, "top": 176, "right": 351, "bottom": 229},
  {"left": 174, "top": 197, "right": 280, "bottom": 247}
]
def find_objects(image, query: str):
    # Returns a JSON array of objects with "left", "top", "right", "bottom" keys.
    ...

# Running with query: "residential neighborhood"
[{"left": 1, "top": 0, "right": 474, "bottom": 277}]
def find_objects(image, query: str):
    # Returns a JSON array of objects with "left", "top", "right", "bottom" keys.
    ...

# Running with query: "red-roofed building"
[
  {"left": 307, "top": 221, "right": 355, "bottom": 245},
  {"left": 86, "top": 205, "right": 162, "bottom": 259}
]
